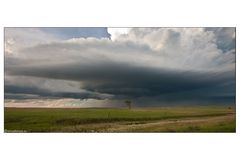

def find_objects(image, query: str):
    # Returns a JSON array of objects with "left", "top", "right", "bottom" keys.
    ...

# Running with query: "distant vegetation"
[
  {"left": 4, "top": 107, "right": 235, "bottom": 132},
  {"left": 125, "top": 100, "right": 132, "bottom": 109}
]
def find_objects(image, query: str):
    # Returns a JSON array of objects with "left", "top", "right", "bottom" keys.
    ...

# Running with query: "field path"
[{"left": 106, "top": 113, "right": 235, "bottom": 132}]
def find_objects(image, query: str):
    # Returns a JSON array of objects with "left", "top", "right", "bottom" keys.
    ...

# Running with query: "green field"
[{"left": 4, "top": 107, "right": 236, "bottom": 132}]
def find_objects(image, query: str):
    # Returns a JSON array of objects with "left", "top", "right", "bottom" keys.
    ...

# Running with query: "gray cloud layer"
[{"left": 4, "top": 28, "right": 235, "bottom": 106}]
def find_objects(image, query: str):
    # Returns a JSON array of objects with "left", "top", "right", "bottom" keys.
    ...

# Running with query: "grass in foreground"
[{"left": 4, "top": 107, "right": 236, "bottom": 132}]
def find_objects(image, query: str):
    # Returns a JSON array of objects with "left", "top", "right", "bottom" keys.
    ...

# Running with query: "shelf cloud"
[{"left": 5, "top": 27, "right": 235, "bottom": 106}]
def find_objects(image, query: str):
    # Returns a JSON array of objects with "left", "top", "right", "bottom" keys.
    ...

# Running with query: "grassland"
[{"left": 4, "top": 107, "right": 235, "bottom": 132}]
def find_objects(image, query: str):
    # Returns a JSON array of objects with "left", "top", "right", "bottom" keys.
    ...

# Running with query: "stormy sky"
[{"left": 4, "top": 27, "right": 236, "bottom": 106}]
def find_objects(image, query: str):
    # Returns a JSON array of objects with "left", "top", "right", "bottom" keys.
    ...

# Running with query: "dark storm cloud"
[
  {"left": 4, "top": 28, "right": 236, "bottom": 105},
  {"left": 7, "top": 62, "right": 233, "bottom": 97},
  {"left": 4, "top": 84, "right": 109, "bottom": 100},
  {"left": 5, "top": 93, "right": 41, "bottom": 100}
]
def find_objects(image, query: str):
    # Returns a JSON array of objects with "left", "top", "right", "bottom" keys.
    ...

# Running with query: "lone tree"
[{"left": 125, "top": 100, "right": 132, "bottom": 109}]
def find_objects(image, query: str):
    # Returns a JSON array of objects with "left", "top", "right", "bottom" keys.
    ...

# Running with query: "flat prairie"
[{"left": 4, "top": 107, "right": 235, "bottom": 132}]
